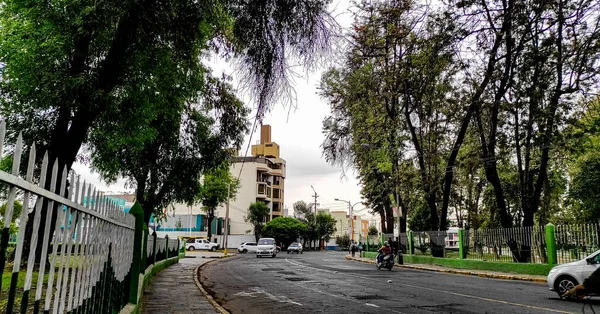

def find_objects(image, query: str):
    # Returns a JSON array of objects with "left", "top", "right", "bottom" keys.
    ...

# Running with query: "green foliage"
[
  {"left": 197, "top": 163, "right": 240, "bottom": 237},
  {"left": 293, "top": 201, "right": 318, "bottom": 246},
  {"left": 315, "top": 212, "right": 336, "bottom": 242},
  {"left": 246, "top": 202, "right": 270, "bottom": 242},
  {"left": 0, "top": 201, "right": 22, "bottom": 224},
  {"left": 408, "top": 201, "right": 431, "bottom": 232},
  {"left": 335, "top": 234, "right": 351, "bottom": 250},
  {"left": 262, "top": 217, "right": 307, "bottom": 247},
  {"left": 368, "top": 225, "right": 378, "bottom": 236},
  {"left": 568, "top": 151, "right": 600, "bottom": 223}
]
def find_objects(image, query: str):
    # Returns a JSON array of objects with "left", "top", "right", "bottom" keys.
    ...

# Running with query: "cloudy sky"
[{"left": 71, "top": 1, "right": 378, "bottom": 221}]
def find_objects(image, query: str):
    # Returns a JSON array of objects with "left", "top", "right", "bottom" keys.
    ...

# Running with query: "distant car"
[
  {"left": 287, "top": 242, "right": 303, "bottom": 254},
  {"left": 186, "top": 238, "right": 219, "bottom": 252},
  {"left": 547, "top": 249, "right": 600, "bottom": 298},
  {"left": 256, "top": 238, "right": 277, "bottom": 258},
  {"left": 237, "top": 242, "right": 257, "bottom": 253}
]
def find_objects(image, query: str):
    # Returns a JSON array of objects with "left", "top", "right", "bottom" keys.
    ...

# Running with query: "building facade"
[{"left": 217, "top": 124, "right": 286, "bottom": 235}]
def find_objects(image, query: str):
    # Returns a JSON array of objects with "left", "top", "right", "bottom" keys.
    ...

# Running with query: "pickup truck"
[{"left": 186, "top": 238, "right": 219, "bottom": 251}]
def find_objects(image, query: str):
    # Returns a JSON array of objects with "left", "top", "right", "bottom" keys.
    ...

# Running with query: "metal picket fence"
[
  {"left": 464, "top": 226, "right": 546, "bottom": 263},
  {"left": 0, "top": 123, "right": 136, "bottom": 313},
  {"left": 555, "top": 223, "right": 600, "bottom": 265}
]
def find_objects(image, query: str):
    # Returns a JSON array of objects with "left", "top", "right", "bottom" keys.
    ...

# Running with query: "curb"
[
  {"left": 344, "top": 256, "right": 547, "bottom": 283},
  {"left": 194, "top": 256, "right": 235, "bottom": 314}
]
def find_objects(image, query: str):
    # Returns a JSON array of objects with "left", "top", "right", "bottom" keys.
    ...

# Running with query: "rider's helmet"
[{"left": 384, "top": 241, "right": 389, "bottom": 246}]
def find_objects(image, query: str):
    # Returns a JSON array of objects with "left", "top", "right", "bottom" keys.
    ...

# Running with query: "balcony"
[{"left": 256, "top": 183, "right": 271, "bottom": 200}]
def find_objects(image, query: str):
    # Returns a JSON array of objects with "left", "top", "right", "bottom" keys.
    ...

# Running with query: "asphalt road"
[{"left": 200, "top": 251, "right": 598, "bottom": 314}]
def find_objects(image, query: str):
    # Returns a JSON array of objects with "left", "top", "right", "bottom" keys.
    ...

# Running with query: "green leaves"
[
  {"left": 262, "top": 217, "right": 307, "bottom": 247},
  {"left": 246, "top": 202, "right": 271, "bottom": 241}
]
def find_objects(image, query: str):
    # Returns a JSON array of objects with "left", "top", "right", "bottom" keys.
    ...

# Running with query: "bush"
[{"left": 335, "top": 234, "right": 350, "bottom": 250}]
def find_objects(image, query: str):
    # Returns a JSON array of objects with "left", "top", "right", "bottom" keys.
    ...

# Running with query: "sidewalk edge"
[
  {"left": 194, "top": 257, "right": 233, "bottom": 314},
  {"left": 344, "top": 256, "right": 546, "bottom": 283}
]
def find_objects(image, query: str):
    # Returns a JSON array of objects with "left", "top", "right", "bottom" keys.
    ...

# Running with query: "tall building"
[
  {"left": 153, "top": 124, "right": 286, "bottom": 238},
  {"left": 220, "top": 124, "right": 286, "bottom": 234}
]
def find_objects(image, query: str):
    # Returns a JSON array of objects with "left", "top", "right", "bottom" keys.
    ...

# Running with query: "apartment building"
[{"left": 218, "top": 124, "right": 286, "bottom": 235}]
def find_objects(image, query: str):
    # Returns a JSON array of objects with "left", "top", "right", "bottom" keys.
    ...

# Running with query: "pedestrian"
[{"left": 351, "top": 241, "right": 357, "bottom": 257}]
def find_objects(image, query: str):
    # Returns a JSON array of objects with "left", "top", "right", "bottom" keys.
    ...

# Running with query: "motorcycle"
[{"left": 377, "top": 253, "right": 394, "bottom": 271}]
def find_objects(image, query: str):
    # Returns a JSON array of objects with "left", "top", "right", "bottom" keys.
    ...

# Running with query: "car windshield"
[
  {"left": 258, "top": 239, "right": 274, "bottom": 245},
  {"left": 289, "top": 243, "right": 297, "bottom": 247}
]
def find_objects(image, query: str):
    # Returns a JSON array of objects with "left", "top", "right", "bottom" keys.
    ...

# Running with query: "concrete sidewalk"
[
  {"left": 140, "top": 252, "right": 230, "bottom": 314},
  {"left": 345, "top": 255, "right": 547, "bottom": 283}
]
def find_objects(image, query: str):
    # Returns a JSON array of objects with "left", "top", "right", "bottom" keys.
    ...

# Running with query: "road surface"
[{"left": 200, "top": 251, "right": 597, "bottom": 314}]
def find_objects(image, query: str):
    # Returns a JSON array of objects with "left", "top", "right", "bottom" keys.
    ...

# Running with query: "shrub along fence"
[
  {"left": 361, "top": 223, "right": 600, "bottom": 272},
  {"left": 0, "top": 123, "right": 180, "bottom": 313}
]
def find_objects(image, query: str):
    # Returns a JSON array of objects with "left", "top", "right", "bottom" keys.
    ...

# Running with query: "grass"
[{"left": 0, "top": 269, "right": 49, "bottom": 312}]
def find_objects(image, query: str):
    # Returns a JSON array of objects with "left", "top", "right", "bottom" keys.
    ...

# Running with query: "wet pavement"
[
  {"left": 140, "top": 252, "right": 225, "bottom": 314},
  {"left": 201, "top": 251, "right": 596, "bottom": 314}
]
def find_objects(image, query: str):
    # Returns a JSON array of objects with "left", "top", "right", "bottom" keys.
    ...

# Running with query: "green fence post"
[
  {"left": 141, "top": 223, "right": 148, "bottom": 272},
  {"left": 380, "top": 233, "right": 384, "bottom": 246},
  {"left": 128, "top": 202, "right": 144, "bottom": 304},
  {"left": 165, "top": 235, "right": 170, "bottom": 260},
  {"left": 408, "top": 231, "right": 414, "bottom": 255},
  {"left": 458, "top": 229, "right": 465, "bottom": 259},
  {"left": 546, "top": 223, "right": 557, "bottom": 265}
]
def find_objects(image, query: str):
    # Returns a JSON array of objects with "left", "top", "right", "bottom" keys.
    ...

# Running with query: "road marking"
[
  {"left": 234, "top": 287, "right": 302, "bottom": 306},
  {"left": 365, "top": 303, "right": 379, "bottom": 308},
  {"left": 285, "top": 258, "right": 572, "bottom": 314}
]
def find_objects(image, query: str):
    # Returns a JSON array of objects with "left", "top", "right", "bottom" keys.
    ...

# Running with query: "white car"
[
  {"left": 256, "top": 238, "right": 277, "bottom": 258},
  {"left": 186, "top": 238, "right": 219, "bottom": 252},
  {"left": 237, "top": 242, "right": 258, "bottom": 253},
  {"left": 287, "top": 242, "right": 303, "bottom": 254},
  {"left": 547, "top": 249, "right": 600, "bottom": 298}
]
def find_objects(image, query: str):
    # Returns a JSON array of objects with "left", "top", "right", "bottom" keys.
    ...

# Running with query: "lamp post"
[
  {"left": 334, "top": 199, "right": 363, "bottom": 241},
  {"left": 224, "top": 183, "right": 231, "bottom": 255}
]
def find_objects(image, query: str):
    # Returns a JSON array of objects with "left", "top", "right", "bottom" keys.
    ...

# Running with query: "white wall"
[
  {"left": 215, "top": 162, "right": 258, "bottom": 235},
  {"left": 214, "top": 234, "right": 256, "bottom": 249}
]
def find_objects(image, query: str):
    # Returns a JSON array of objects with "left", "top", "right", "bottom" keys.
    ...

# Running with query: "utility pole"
[
  {"left": 311, "top": 185, "right": 319, "bottom": 214},
  {"left": 224, "top": 183, "right": 230, "bottom": 255}
]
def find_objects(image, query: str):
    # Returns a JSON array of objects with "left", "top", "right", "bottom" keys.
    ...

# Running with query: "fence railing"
[
  {"left": 0, "top": 123, "right": 180, "bottom": 313},
  {"left": 555, "top": 223, "right": 600, "bottom": 265},
  {"left": 464, "top": 226, "right": 547, "bottom": 263}
]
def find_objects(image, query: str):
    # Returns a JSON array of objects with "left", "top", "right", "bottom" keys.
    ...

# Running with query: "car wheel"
[
  {"left": 211, "top": 246, "right": 217, "bottom": 252},
  {"left": 272, "top": 254, "right": 276, "bottom": 258},
  {"left": 300, "top": 251, "right": 303, "bottom": 254},
  {"left": 555, "top": 275, "right": 578, "bottom": 299},
  {"left": 287, "top": 251, "right": 290, "bottom": 254},
  {"left": 188, "top": 246, "right": 195, "bottom": 251},
  {"left": 243, "top": 249, "right": 248, "bottom": 254}
]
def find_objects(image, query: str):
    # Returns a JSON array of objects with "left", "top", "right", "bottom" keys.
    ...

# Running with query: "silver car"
[
  {"left": 547, "top": 249, "right": 600, "bottom": 298},
  {"left": 256, "top": 238, "right": 277, "bottom": 258}
]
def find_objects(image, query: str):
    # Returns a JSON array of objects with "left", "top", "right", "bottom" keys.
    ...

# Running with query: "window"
[
  {"left": 186, "top": 238, "right": 195, "bottom": 243},
  {"left": 258, "top": 239, "right": 274, "bottom": 245},
  {"left": 273, "top": 202, "right": 280, "bottom": 212},
  {"left": 273, "top": 189, "right": 280, "bottom": 199},
  {"left": 247, "top": 243, "right": 256, "bottom": 246}
]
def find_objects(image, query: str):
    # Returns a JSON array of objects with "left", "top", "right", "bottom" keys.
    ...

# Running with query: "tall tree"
[
  {"left": 197, "top": 164, "right": 241, "bottom": 239},
  {"left": 246, "top": 202, "right": 270, "bottom": 242}
]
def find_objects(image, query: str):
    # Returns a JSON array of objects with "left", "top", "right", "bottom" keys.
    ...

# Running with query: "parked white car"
[
  {"left": 547, "top": 249, "right": 600, "bottom": 298},
  {"left": 256, "top": 238, "right": 277, "bottom": 258},
  {"left": 287, "top": 242, "right": 303, "bottom": 254},
  {"left": 186, "top": 238, "right": 219, "bottom": 252},
  {"left": 237, "top": 242, "right": 258, "bottom": 253}
]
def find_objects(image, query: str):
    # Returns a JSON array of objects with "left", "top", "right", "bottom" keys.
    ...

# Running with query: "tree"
[
  {"left": 335, "top": 234, "right": 350, "bottom": 250},
  {"left": 90, "top": 75, "right": 248, "bottom": 225},
  {"left": 0, "top": 0, "right": 336, "bottom": 263},
  {"left": 175, "top": 218, "right": 183, "bottom": 231},
  {"left": 246, "top": 202, "right": 270, "bottom": 242},
  {"left": 262, "top": 217, "right": 307, "bottom": 248},
  {"left": 197, "top": 164, "right": 240, "bottom": 239},
  {"left": 293, "top": 201, "right": 318, "bottom": 249},
  {"left": 568, "top": 152, "right": 600, "bottom": 223},
  {"left": 315, "top": 212, "right": 336, "bottom": 245},
  {"left": 367, "top": 225, "right": 378, "bottom": 237}
]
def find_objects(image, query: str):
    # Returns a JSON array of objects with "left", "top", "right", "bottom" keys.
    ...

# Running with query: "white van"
[{"left": 256, "top": 238, "right": 277, "bottom": 258}]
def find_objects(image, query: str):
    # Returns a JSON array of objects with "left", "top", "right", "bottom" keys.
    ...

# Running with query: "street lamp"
[{"left": 334, "top": 198, "right": 363, "bottom": 241}]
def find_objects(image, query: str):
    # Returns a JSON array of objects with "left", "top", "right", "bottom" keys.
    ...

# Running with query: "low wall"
[
  {"left": 360, "top": 252, "right": 552, "bottom": 276},
  {"left": 119, "top": 255, "right": 180, "bottom": 314}
]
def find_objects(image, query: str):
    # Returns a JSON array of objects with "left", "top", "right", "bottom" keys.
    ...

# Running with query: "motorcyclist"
[{"left": 377, "top": 241, "right": 393, "bottom": 265}]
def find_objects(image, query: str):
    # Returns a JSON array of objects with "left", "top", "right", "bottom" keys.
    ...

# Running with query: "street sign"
[{"left": 392, "top": 207, "right": 399, "bottom": 217}]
